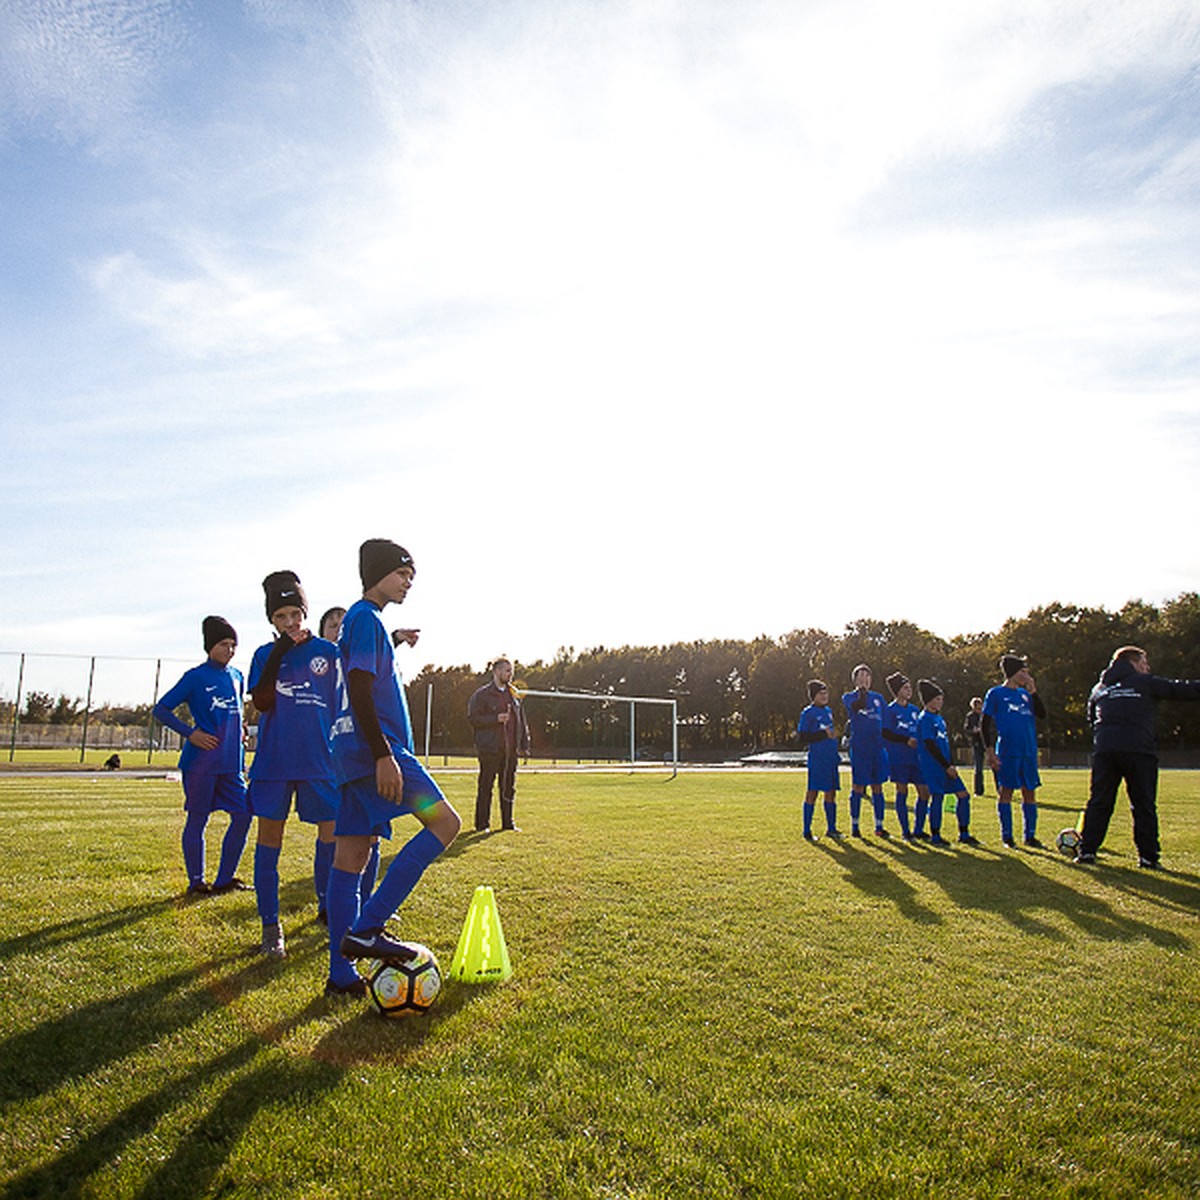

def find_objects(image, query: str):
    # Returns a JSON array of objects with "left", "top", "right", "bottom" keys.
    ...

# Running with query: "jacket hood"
[{"left": 1100, "top": 658, "right": 1139, "bottom": 688}]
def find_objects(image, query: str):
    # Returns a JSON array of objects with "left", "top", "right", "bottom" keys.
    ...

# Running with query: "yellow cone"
[{"left": 449, "top": 885, "right": 512, "bottom": 983}]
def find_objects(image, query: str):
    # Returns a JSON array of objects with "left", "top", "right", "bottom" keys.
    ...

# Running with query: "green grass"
[{"left": 2, "top": 770, "right": 1199, "bottom": 1198}]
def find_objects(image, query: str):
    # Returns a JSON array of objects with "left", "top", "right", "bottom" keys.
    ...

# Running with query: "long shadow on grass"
[
  {"left": 1072, "top": 860, "right": 1200, "bottom": 919},
  {"left": 0, "top": 950, "right": 278, "bottom": 1105},
  {"left": 808, "top": 838, "right": 944, "bottom": 926},
  {"left": 898, "top": 847, "right": 1189, "bottom": 946},
  {"left": 0, "top": 897, "right": 177, "bottom": 961},
  {"left": 1, "top": 1005, "right": 341, "bottom": 1200}
]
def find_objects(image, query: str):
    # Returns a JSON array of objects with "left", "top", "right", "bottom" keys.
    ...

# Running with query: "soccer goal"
[{"left": 517, "top": 689, "right": 679, "bottom": 777}]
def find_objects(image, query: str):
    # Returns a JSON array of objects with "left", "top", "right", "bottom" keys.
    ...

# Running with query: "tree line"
[
  {"left": 7, "top": 594, "right": 1198, "bottom": 759},
  {"left": 409, "top": 594, "right": 1200, "bottom": 759}
]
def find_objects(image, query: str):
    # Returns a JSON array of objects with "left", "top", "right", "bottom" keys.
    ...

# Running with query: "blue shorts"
[
  {"left": 248, "top": 778, "right": 339, "bottom": 824},
  {"left": 807, "top": 760, "right": 840, "bottom": 794},
  {"left": 182, "top": 770, "right": 247, "bottom": 815},
  {"left": 889, "top": 760, "right": 922, "bottom": 786},
  {"left": 335, "top": 750, "right": 445, "bottom": 839},
  {"left": 850, "top": 746, "right": 888, "bottom": 788},
  {"left": 997, "top": 754, "right": 1041, "bottom": 792}
]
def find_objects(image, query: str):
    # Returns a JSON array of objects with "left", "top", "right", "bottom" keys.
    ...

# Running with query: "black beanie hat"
[
  {"left": 263, "top": 570, "right": 308, "bottom": 619},
  {"left": 808, "top": 679, "right": 828, "bottom": 701},
  {"left": 850, "top": 663, "right": 871, "bottom": 683},
  {"left": 886, "top": 672, "right": 909, "bottom": 697},
  {"left": 359, "top": 539, "right": 415, "bottom": 591},
  {"left": 203, "top": 615, "right": 237, "bottom": 652},
  {"left": 917, "top": 679, "right": 943, "bottom": 704},
  {"left": 1000, "top": 653, "right": 1027, "bottom": 679}
]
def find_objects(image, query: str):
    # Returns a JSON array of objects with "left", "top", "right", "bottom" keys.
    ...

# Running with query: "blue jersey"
[
  {"left": 983, "top": 686, "right": 1038, "bottom": 759},
  {"left": 883, "top": 701, "right": 920, "bottom": 768},
  {"left": 798, "top": 704, "right": 838, "bottom": 771},
  {"left": 841, "top": 689, "right": 885, "bottom": 754},
  {"left": 155, "top": 660, "right": 245, "bottom": 777},
  {"left": 916, "top": 708, "right": 954, "bottom": 793},
  {"left": 248, "top": 635, "right": 338, "bottom": 782},
  {"left": 331, "top": 598, "right": 414, "bottom": 785}
]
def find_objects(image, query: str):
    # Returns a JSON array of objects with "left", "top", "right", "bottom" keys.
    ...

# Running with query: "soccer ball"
[
  {"left": 360, "top": 943, "right": 442, "bottom": 1018},
  {"left": 1056, "top": 828, "right": 1082, "bottom": 857}
]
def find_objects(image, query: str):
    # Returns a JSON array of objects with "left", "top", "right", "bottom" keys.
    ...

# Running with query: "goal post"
[{"left": 517, "top": 689, "right": 679, "bottom": 778}]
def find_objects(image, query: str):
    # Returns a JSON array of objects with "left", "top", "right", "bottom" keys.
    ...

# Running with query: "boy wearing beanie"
[
  {"left": 881, "top": 673, "right": 924, "bottom": 840},
  {"left": 982, "top": 654, "right": 1046, "bottom": 848},
  {"left": 246, "top": 571, "right": 339, "bottom": 959},
  {"left": 324, "top": 539, "right": 461, "bottom": 997},
  {"left": 915, "top": 680, "right": 977, "bottom": 847},
  {"left": 841, "top": 665, "right": 889, "bottom": 837},
  {"left": 796, "top": 681, "right": 841, "bottom": 840},
  {"left": 153, "top": 616, "right": 252, "bottom": 895}
]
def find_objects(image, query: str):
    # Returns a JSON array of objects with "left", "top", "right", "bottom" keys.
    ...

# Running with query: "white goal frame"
[{"left": 519, "top": 689, "right": 679, "bottom": 778}]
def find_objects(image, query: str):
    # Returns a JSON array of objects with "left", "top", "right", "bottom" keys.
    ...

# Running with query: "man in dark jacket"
[
  {"left": 1076, "top": 645, "right": 1200, "bottom": 868},
  {"left": 467, "top": 657, "right": 531, "bottom": 833}
]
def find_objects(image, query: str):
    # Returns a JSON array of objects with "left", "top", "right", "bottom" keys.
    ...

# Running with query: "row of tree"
[
  {"left": 7, "top": 595, "right": 1198, "bottom": 758},
  {"left": 409, "top": 595, "right": 1200, "bottom": 758}
]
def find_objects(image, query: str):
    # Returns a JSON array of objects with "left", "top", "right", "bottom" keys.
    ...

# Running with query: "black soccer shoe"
[
  {"left": 323, "top": 978, "right": 368, "bottom": 998},
  {"left": 1138, "top": 857, "right": 1162, "bottom": 870},
  {"left": 1023, "top": 836, "right": 1045, "bottom": 848},
  {"left": 211, "top": 877, "right": 249, "bottom": 894},
  {"left": 1073, "top": 851, "right": 1097, "bottom": 865},
  {"left": 340, "top": 927, "right": 417, "bottom": 963}
]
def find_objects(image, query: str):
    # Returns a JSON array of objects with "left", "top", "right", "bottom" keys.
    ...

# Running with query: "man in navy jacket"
[
  {"left": 468, "top": 657, "right": 531, "bottom": 832},
  {"left": 1076, "top": 645, "right": 1200, "bottom": 868}
]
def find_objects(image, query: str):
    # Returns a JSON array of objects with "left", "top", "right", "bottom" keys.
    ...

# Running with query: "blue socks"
[
  {"left": 823, "top": 800, "right": 838, "bottom": 835},
  {"left": 313, "top": 837, "right": 335, "bottom": 912},
  {"left": 998, "top": 802, "right": 1014, "bottom": 842},
  {"left": 213, "top": 811, "right": 251, "bottom": 888},
  {"left": 914, "top": 796, "right": 928, "bottom": 836},
  {"left": 254, "top": 843, "right": 281, "bottom": 924},
  {"left": 956, "top": 794, "right": 971, "bottom": 835},
  {"left": 182, "top": 812, "right": 207, "bottom": 884},
  {"left": 803, "top": 801, "right": 815, "bottom": 837},
  {"left": 849, "top": 791, "right": 863, "bottom": 830},
  {"left": 356, "top": 828, "right": 445, "bottom": 934},
  {"left": 326, "top": 866, "right": 363, "bottom": 987},
  {"left": 871, "top": 792, "right": 886, "bottom": 830},
  {"left": 895, "top": 793, "right": 910, "bottom": 838},
  {"left": 1022, "top": 801, "right": 1038, "bottom": 841},
  {"left": 360, "top": 840, "right": 381, "bottom": 903}
]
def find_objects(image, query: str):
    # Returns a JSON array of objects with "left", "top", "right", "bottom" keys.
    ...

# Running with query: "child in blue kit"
[
  {"left": 915, "top": 680, "right": 977, "bottom": 846},
  {"left": 983, "top": 653, "right": 1046, "bottom": 848},
  {"left": 797, "top": 680, "right": 841, "bottom": 840},
  {"left": 154, "top": 616, "right": 252, "bottom": 895},
  {"left": 882, "top": 672, "right": 926, "bottom": 840},
  {"left": 841, "top": 664, "right": 889, "bottom": 837},
  {"left": 324, "top": 539, "right": 461, "bottom": 998},
  {"left": 247, "top": 571, "right": 339, "bottom": 958}
]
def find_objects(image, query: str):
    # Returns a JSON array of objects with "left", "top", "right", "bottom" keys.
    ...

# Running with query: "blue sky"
[{"left": 2, "top": 0, "right": 1199, "bottom": 703}]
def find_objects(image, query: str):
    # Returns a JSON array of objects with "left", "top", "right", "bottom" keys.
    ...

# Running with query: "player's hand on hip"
[{"left": 189, "top": 730, "right": 219, "bottom": 751}]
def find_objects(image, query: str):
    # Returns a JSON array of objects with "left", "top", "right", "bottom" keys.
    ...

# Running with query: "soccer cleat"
[
  {"left": 323, "top": 977, "right": 368, "bottom": 998},
  {"left": 929, "top": 835, "right": 950, "bottom": 847},
  {"left": 211, "top": 877, "right": 249, "bottom": 894},
  {"left": 826, "top": 829, "right": 844, "bottom": 840},
  {"left": 803, "top": 831, "right": 817, "bottom": 842},
  {"left": 501, "top": 824, "right": 522, "bottom": 832},
  {"left": 874, "top": 827, "right": 890, "bottom": 838},
  {"left": 1002, "top": 837, "right": 1017, "bottom": 848},
  {"left": 340, "top": 927, "right": 418, "bottom": 963},
  {"left": 958, "top": 833, "right": 980, "bottom": 845},
  {"left": 1073, "top": 851, "right": 1097, "bottom": 865},
  {"left": 1023, "top": 836, "right": 1044, "bottom": 848},
  {"left": 1138, "top": 857, "right": 1162, "bottom": 870},
  {"left": 260, "top": 923, "right": 286, "bottom": 959},
  {"left": 851, "top": 827, "right": 864, "bottom": 839},
  {"left": 185, "top": 881, "right": 212, "bottom": 896}
]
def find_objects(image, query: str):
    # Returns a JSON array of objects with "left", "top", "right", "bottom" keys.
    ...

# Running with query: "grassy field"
[{"left": 1, "top": 769, "right": 1198, "bottom": 1199}]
